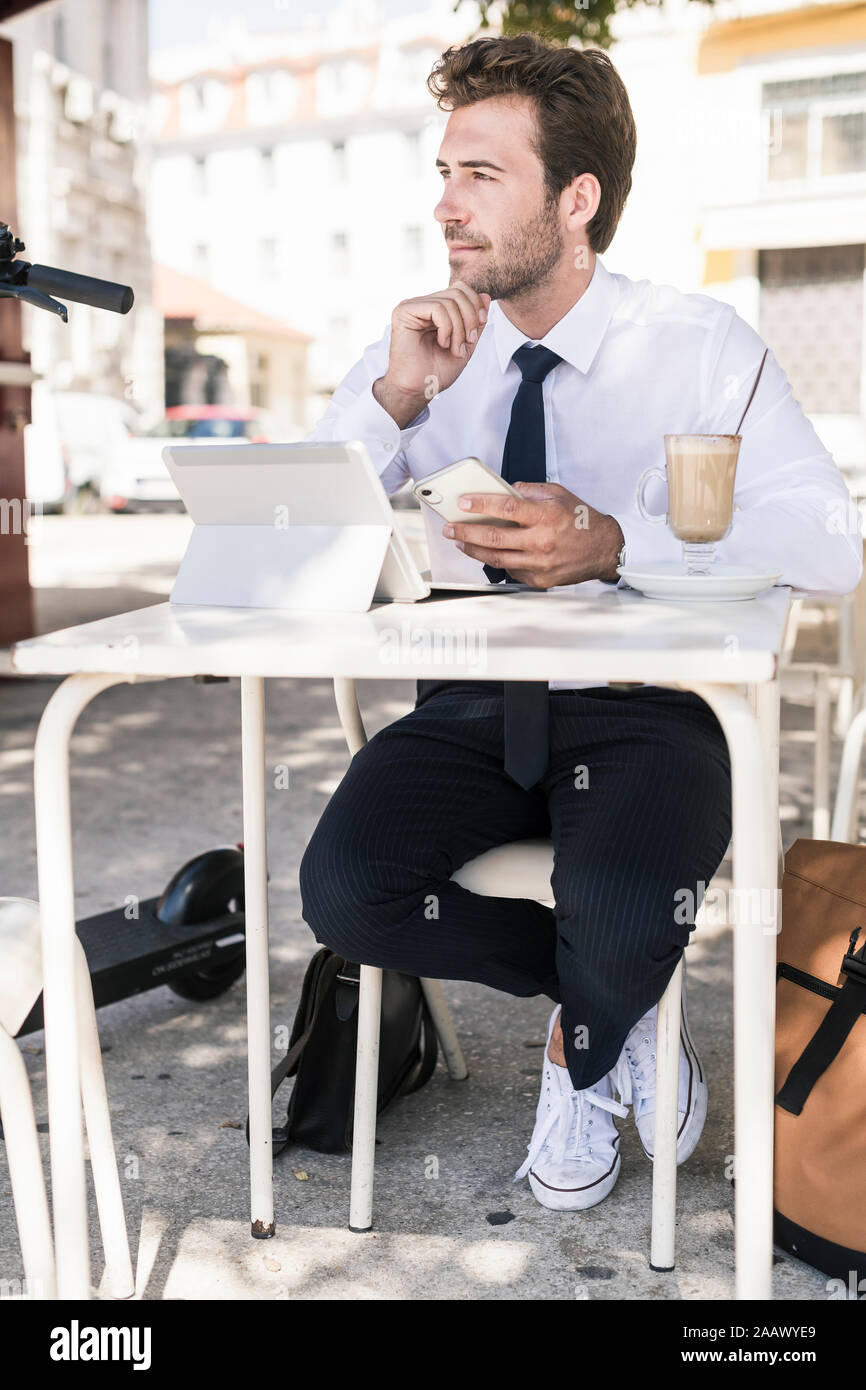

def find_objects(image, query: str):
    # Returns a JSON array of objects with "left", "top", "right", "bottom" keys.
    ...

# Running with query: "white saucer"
[{"left": 618, "top": 562, "right": 782, "bottom": 602}]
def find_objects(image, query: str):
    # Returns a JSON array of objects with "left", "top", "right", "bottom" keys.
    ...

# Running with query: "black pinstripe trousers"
[{"left": 299, "top": 682, "right": 732, "bottom": 1091}]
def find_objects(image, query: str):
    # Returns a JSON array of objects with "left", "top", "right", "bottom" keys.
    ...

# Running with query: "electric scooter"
[
  {"left": 15, "top": 844, "right": 248, "bottom": 1036},
  {"left": 1, "top": 223, "right": 248, "bottom": 1035}
]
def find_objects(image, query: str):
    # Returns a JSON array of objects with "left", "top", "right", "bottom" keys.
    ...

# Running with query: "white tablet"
[{"left": 163, "top": 440, "right": 521, "bottom": 611}]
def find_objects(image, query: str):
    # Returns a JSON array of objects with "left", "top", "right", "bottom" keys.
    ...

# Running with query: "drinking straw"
[{"left": 734, "top": 347, "right": 769, "bottom": 435}]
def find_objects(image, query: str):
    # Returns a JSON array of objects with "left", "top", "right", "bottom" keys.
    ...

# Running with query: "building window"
[
  {"left": 763, "top": 72, "right": 866, "bottom": 185},
  {"left": 102, "top": 0, "right": 117, "bottom": 90},
  {"left": 260, "top": 239, "right": 278, "bottom": 278},
  {"left": 404, "top": 130, "right": 423, "bottom": 178},
  {"left": 766, "top": 112, "right": 808, "bottom": 182},
  {"left": 331, "top": 140, "right": 347, "bottom": 181},
  {"left": 194, "top": 154, "right": 207, "bottom": 195},
  {"left": 250, "top": 352, "right": 269, "bottom": 410},
  {"left": 194, "top": 243, "right": 210, "bottom": 278},
  {"left": 821, "top": 111, "right": 866, "bottom": 177},
  {"left": 404, "top": 225, "right": 423, "bottom": 273},
  {"left": 260, "top": 146, "right": 276, "bottom": 188},
  {"left": 316, "top": 60, "right": 369, "bottom": 116},
  {"left": 245, "top": 69, "right": 298, "bottom": 125},
  {"left": 764, "top": 71, "right": 866, "bottom": 103},
  {"left": 393, "top": 46, "right": 439, "bottom": 106},
  {"left": 759, "top": 244, "right": 865, "bottom": 414},
  {"left": 328, "top": 314, "right": 350, "bottom": 354},
  {"left": 53, "top": 14, "right": 66, "bottom": 63},
  {"left": 179, "top": 78, "right": 232, "bottom": 134},
  {"left": 102, "top": 39, "right": 114, "bottom": 92},
  {"left": 330, "top": 231, "right": 349, "bottom": 276}
]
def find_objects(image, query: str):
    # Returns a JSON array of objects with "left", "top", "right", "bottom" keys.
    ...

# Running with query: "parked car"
[
  {"left": 23, "top": 415, "right": 69, "bottom": 512},
  {"left": 23, "top": 386, "right": 136, "bottom": 512},
  {"left": 100, "top": 406, "right": 268, "bottom": 512},
  {"left": 55, "top": 392, "right": 138, "bottom": 509}
]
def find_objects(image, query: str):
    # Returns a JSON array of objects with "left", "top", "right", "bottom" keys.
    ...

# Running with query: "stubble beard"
[{"left": 453, "top": 191, "right": 565, "bottom": 303}]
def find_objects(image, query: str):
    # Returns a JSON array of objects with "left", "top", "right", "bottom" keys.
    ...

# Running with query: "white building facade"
[
  {"left": 150, "top": 0, "right": 865, "bottom": 457},
  {"left": 0, "top": 0, "right": 164, "bottom": 423},
  {"left": 608, "top": 0, "right": 866, "bottom": 468},
  {"left": 148, "top": 0, "right": 482, "bottom": 422}
]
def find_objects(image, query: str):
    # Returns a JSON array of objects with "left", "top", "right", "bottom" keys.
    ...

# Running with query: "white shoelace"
[
  {"left": 611, "top": 1029, "right": 656, "bottom": 1120},
  {"left": 514, "top": 1080, "right": 628, "bottom": 1182}
]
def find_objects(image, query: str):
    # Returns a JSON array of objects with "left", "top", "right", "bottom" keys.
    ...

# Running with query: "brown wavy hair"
[{"left": 427, "top": 34, "right": 637, "bottom": 255}]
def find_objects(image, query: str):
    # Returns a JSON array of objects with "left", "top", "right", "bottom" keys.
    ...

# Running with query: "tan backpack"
[{"left": 775, "top": 838, "right": 866, "bottom": 1284}]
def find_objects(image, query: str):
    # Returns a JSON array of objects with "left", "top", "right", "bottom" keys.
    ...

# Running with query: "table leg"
[
  {"left": 683, "top": 680, "right": 778, "bottom": 1301},
  {"left": 240, "top": 676, "right": 274, "bottom": 1239},
  {"left": 32, "top": 672, "right": 141, "bottom": 1298},
  {"left": 349, "top": 964, "right": 382, "bottom": 1232}
]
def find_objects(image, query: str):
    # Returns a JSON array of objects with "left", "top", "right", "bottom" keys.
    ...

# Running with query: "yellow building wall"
[
  {"left": 699, "top": 0, "right": 866, "bottom": 74},
  {"left": 702, "top": 249, "right": 737, "bottom": 284}
]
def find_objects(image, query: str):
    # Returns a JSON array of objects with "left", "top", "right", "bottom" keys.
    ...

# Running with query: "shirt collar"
[{"left": 489, "top": 254, "right": 619, "bottom": 376}]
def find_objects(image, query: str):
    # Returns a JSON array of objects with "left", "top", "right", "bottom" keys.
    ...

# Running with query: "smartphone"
[{"left": 413, "top": 457, "right": 521, "bottom": 527}]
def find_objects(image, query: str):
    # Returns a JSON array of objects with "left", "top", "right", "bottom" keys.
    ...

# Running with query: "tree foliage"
[{"left": 457, "top": 0, "right": 715, "bottom": 51}]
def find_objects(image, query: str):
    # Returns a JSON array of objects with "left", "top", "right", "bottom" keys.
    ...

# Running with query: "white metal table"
[{"left": 11, "top": 581, "right": 792, "bottom": 1300}]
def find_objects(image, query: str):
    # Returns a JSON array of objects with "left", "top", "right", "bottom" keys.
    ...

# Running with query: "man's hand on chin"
[{"left": 442, "top": 481, "right": 625, "bottom": 588}]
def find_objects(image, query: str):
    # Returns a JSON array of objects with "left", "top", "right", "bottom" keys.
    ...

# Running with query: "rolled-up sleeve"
[
  {"left": 704, "top": 308, "right": 863, "bottom": 595},
  {"left": 303, "top": 325, "right": 431, "bottom": 496}
]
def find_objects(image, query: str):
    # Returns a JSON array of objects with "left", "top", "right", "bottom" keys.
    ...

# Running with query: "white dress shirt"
[{"left": 305, "top": 254, "right": 863, "bottom": 691}]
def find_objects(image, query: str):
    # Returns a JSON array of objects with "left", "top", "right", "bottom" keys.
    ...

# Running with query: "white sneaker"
[
  {"left": 514, "top": 1006, "right": 629, "bottom": 1211},
  {"left": 609, "top": 971, "right": 707, "bottom": 1165}
]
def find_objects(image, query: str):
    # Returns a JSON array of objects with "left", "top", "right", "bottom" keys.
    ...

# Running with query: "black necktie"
[{"left": 485, "top": 343, "right": 562, "bottom": 789}]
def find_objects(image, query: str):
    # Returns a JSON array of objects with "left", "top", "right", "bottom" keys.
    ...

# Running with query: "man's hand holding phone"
[
  {"left": 373, "top": 279, "right": 491, "bottom": 429},
  {"left": 442, "top": 481, "right": 625, "bottom": 588}
]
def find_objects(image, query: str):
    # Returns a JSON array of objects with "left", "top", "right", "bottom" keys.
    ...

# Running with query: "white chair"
[
  {"left": 780, "top": 595, "right": 859, "bottom": 838},
  {"left": 332, "top": 679, "right": 683, "bottom": 1271},
  {"left": 830, "top": 700, "right": 866, "bottom": 843},
  {"left": 0, "top": 897, "right": 135, "bottom": 1299},
  {"left": 780, "top": 495, "right": 866, "bottom": 837}
]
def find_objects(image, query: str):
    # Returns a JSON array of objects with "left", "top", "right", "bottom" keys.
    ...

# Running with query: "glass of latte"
[{"left": 636, "top": 435, "right": 741, "bottom": 575}]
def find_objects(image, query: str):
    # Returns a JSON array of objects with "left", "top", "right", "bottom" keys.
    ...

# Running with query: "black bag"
[{"left": 256, "top": 949, "right": 439, "bottom": 1155}]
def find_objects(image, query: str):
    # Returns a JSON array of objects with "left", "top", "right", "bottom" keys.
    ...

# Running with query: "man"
[{"left": 299, "top": 34, "right": 861, "bottom": 1211}]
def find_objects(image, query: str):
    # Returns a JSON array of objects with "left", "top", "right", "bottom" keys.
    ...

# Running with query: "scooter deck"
[{"left": 16, "top": 896, "right": 245, "bottom": 1036}]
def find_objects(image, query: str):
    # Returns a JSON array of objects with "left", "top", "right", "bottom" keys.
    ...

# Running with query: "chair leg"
[
  {"left": 835, "top": 679, "right": 855, "bottom": 740},
  {"left": 349, "top": 965, "right": 382, "bottom": 1232},
  {"left": 831, "top": 704, "right": 866, "bottom": 842},
  {"left": 74, "top": 942, "right": 135, "bottom": 1299},
  {"left": 0, "top": 1025, "right": 56, "bottom": 1298},
  {"left": 650, "top": 958, "right": 682, "bottom": 1273},
  {"left": 419, "top": 979, "right": 468, "bottom": 1081},
  {"left": 834, "top": 594, "right": 856, "bottom": 738},
  {"left": 813, "top": 671, "right": 832, "bottom": 839},
  {"left": 240, "top": 676, "right": 275, "bottom": 1241},
  {"left": 781, "top": 598, "right": 802, "bottom": 661}
]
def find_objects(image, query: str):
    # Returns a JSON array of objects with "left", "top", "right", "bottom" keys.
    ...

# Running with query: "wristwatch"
[{"left": 600, "top": 539, "right": 627, "bottom": 585}]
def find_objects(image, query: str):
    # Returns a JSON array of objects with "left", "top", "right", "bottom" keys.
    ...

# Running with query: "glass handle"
[{"left": 635, "top": 466, "right": 667, "bottom": 525}]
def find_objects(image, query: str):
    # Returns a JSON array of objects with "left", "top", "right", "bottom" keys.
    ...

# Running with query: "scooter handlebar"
[{"left": 27, "top": 263, "right": 134, "bottom": 315}]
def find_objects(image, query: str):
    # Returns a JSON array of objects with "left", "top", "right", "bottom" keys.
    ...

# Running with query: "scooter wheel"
[
  {"left": 157, "top": 845, "right": 247, "bottom": 1001},
  {"left": 169, "top": 953, "right": 246, "bottom": 1001}
]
